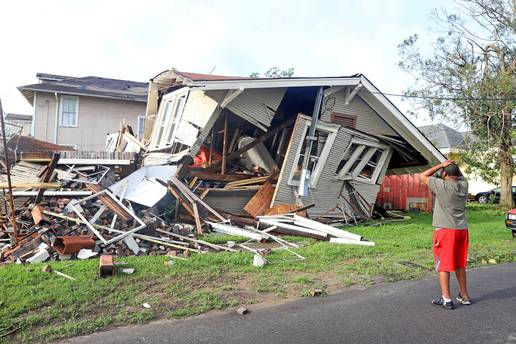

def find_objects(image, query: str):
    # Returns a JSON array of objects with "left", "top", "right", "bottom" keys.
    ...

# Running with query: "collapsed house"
[
  {"left": 140, "top": 69, "right": 444, "bottom": 222},
  {"left": 0, "top": 70, "right": 445, "bottom": 266}
]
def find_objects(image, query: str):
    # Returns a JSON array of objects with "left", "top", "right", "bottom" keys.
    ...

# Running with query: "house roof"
[
  {"left": 18, "top": 73, "right": 148, "bottom": 104},
  {"left": 148, "top": 68, "right": 446, "bottom": 172},
  {"left": 418, "top": 124, "right": 465, "bottom": 149},
  {"left": 5, "top": 113, "right": 32, "bottom": 121},
  {"left": 7, "top": 135, "right": 76, "bottom": 153}
]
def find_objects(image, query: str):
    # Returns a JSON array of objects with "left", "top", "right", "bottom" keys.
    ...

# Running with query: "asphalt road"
[{"left": 64, "top": 263, "right": 516, "bottom": 344}]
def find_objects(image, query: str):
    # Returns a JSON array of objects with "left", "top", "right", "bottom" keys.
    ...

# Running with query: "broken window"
[
  {"left": 288, "top": 121, "right": 338, "bottom": 188},
  {"left": 336, "top": 138, "right": 391, "bottom": 183}
]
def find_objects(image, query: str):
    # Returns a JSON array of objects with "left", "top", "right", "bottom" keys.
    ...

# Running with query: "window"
[
  {"left": 336, "top": 138, "right": 391, "bottom": 183},
  {"left": 150, "top": 88, "right": 189, "bottom": 149},
  {"left": 59, "top": 96, "right": 78, "bottom": 127},
  {"left": 331, "top": 112, "right": 356, "bottom": 128},
  {"left": 288, "top": 121, "right": 338, "bottom": 188},
  {"left": 166, "top": 95, "right": 187, "bottom": 144},
  {"left": 137, "top": 116, "right": 146, "bottom": 138}
]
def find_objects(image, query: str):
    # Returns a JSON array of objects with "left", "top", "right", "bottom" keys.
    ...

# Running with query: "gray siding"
[
  {"left": 202, "top": 189, "right": 257, "bottom": 214},
  {"left": 272, "top": 116, "right": 390, "bottom": 218},
  {"left": 226, "top": 88, "right": 286, "bottom": 129},
  {"left": 273, "top": 116, "right": 352, "bottom": 217},
  {"left": 321, "top": 89, "right": 397, "bottom": 136}
]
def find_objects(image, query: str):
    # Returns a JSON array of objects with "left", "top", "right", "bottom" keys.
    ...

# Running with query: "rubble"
[{"left": 3, "top": 78, "right": 409, "bottom": 269}]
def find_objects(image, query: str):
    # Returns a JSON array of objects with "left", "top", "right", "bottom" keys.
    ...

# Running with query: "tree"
[
  {"left": 249, "top": 66, "right": 295, "bottom": 78},
  {"left": 398, "top": 0, "right": 515, "bottom": 209}
]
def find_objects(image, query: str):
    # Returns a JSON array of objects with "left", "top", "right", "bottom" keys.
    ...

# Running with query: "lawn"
[{"left": 0, "top": 204, "right": 514, "bottom": 343}]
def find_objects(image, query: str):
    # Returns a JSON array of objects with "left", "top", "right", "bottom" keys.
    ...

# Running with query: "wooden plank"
[
  {"left": 244, "top": 181, "right": 275, "bottom": 218},
  {"left": 0, "top": 182, "right": 61, "bottom": 189},
  {"left": 35, "top": 153, "right": 60, "bottom": 203},
  {"left": 265, "top": 203, "right": 310, "bottom": 216},
  {"left": 167, "top": 186, "right": 196, "bottom": 219},
  {"left": 85, "top": 184, "right": 132, "bottom": 221},
  {"left": 169, "top": 177, "right": 226, "bottom": 221},
  {"left": 154, "top": 228, "right": 238, "bottom": 252},
  {"left": 224, "top": 175, "right": 272, "bottom": 189},
  {"left": 192, "top": 203, "right": 203, "bottom": 235},
  {"left": 187, "top": 170, "right": 249, "bottom": 182},
  {"left": 221, "top": 113, "right": 228, "bottom": 175}
]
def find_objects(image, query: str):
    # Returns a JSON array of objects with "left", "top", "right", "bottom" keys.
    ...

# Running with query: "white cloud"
[{"left": 0, "top": 0, "right": 452, "bottom": 128}]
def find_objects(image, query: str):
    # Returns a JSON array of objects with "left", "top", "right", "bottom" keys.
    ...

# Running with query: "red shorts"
[{"left": 433, "top": 229, "right": 468, "bottom": 272}]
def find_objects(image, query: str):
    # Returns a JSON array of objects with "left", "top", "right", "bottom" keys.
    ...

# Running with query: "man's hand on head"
[
  {"left": 441, "top": 160, "right": 455, "bottom": 168},
  {"left": 420, "top": 160, "right": 455, "bottom": 185}
]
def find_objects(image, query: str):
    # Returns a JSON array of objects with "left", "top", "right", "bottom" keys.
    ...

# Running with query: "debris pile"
[{"left": 0, "top": 86, "right": 386, "bottom": 267}]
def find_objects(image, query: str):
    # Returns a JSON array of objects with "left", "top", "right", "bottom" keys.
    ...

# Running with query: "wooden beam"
[
  {"left": 187, "top": 170, "right": 250, "bottom": 182},
  {"left": 344, "top": 83, "right": 362, "bottom": 105},
  {"left": 192, "top": 203, "right": 203, "bottom": 235},
  {"left": 1, "top": 182, "right": 62, "bottom": 189},
  {"left": 209, "top": 118, "right": 295, "bottom": 169},
  {"left": 221, "top": 112, "right": 228, "bottom": 175},
  {"left": 220, "top": 89, "right": 244, "bottom": 108},
  {"left": 35, "top": 153, "right": 60, "bottom": 203},
  {"left": 167, "top": 185, "right": 196, "bottom": 219}
]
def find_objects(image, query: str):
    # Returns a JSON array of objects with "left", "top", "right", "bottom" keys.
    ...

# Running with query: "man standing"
[{"left": 420, "top": 160, "right": 472, "bottom": 310}]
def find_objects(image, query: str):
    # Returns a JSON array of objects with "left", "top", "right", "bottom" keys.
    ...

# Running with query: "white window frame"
[
  {"left": 150, "top": 88, "right": 189, "bottom": 149},
  {"left": 287, "top": 120, "right": 339, "bottom": 188},
  {"left": 59, "top": 95, "right": 79, "bottom": 127},
  {"left": 336, "top": 137, "right": 391, "bottom": 184},
  {"left": 137, "top": 115, "right": 146, "bottom": 139}
]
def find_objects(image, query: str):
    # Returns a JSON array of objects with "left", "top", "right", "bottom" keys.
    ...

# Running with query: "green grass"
[{"left": 0, "top": 204, "right": 514, "bottom": 343}]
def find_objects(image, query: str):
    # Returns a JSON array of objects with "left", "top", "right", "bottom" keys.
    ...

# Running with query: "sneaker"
[
  {"left": 432, "top": 297, "right": 455, "bottom": 310},
  {"left": 456, "top": 293, "right": 472, "bottom": 305}
]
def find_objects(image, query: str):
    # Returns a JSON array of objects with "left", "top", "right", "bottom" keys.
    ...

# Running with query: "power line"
[{"left": 373, "top": 91, "right": 516, "bottom": 102}]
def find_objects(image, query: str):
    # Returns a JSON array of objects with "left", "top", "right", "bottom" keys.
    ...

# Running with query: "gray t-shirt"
[{"left": 428, "top": 176, "right": 468, "bottom": 230}]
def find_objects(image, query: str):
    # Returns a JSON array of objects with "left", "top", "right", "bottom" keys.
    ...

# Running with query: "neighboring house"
[
  {"left": 142, "top": 68, "right": 444, "bottom": 219},
  {"left": 418, "top": 123, "right": 498, "bottom": 194},
  {"left": 4, "top": 113, "right": 32, "bottom": 137},
  {"left": 17, "top": 73, "right": 148, "bottom": 151}
]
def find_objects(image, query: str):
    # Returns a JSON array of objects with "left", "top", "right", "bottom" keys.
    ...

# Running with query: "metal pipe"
[
  {"left": 0, "top": 98, "right": 19, "bottom": 242},
  {"left": 54, "top": 92, "right": 59, "bottom": 144},
  {"left": 298, "top": 86, "right": 324, "bottom": 197}
]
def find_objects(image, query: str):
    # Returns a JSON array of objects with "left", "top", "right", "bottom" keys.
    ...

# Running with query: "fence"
[{"left": 376, "top": 173, "right": 433, "bottom": 212}]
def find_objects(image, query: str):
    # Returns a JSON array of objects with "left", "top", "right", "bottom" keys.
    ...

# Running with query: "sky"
[{"left": 0, "top": 0, "right": 454, "bottom": 127}]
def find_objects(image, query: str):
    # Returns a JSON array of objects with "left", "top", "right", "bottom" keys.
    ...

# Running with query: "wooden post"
[
  {"left": 0, "top": 98, "right": 18, "bottom": 242},
  {"left": 221, "top": 113, "right": 228, "bottom": 175},
  {"left": 35, "top": 153, "right": 60, "bottom": 204},
  {"left": 208, "top": 133, "right": 214, "bottom": 166}
]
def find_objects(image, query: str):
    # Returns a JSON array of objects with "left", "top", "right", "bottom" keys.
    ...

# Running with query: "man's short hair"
[{"left": 444, "top": 163, "right": 461, "bottom": 177}]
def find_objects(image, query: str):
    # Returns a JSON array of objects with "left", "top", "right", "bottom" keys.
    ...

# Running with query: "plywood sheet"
[{"left": 244, "top": 181, "right": 275, "bottom": 218}]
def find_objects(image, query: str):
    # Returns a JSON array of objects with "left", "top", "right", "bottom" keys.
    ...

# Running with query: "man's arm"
[{"left": 420, "top": 160, "right": 455, "bottom": 185}]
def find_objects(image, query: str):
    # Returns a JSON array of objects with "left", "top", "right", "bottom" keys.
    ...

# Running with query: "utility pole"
[{"left": 0, "top": 98, "right": 19, "bottom": 242}]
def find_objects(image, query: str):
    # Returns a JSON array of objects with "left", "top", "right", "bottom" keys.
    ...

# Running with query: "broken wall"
[
  {"left": 320, "top": 89, "right": 397, "bottom": 136},
  {"left": 272, "top": 115, "right": 387, "bottom": 218}
]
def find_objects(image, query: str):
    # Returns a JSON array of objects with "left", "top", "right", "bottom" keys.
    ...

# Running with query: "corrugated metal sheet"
[
  {"left": 226, "top": 88, "right": 286, "bottom": 130},
  {"left": 321, "top": 90, "right": 397, "bottom": 136},
  {"left": 376, "top": 173, "right": 433, "bottom": 212}
]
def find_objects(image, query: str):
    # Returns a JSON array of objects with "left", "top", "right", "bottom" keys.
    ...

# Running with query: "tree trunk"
[{"left": 499, "top": 142, "right": 514, "bottom": 210}]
